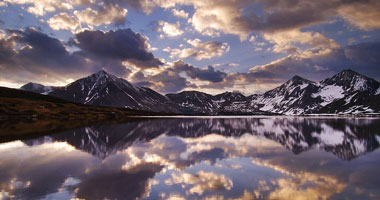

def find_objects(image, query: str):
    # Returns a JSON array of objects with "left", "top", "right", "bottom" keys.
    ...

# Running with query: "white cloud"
[
  {"left": 166, "top": 170, "right": 233, "bottom": 195},
  {"left": 47, "top": 13, "right": 81, "bottom": 33},
  {"left": 263, "top": 29, "right": 340, "bottom": 55},
  {"left": 166, "top": 38, "right": 229, "bottom": 60},
  {"left": 74, "top": 4, "right": 127, "bottom": 27},
  {"left": 4, "top": 0, "right": 78, "bottom": 16},
  {"left": 172, "top": 9, "right": 188, "bottom": 19},
  {"left": 157, "top": 21, "right": 184, "bottom": 37}
]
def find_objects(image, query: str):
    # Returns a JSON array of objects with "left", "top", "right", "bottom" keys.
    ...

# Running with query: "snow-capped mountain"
[
  {"left": 250, "top": 75, "right": 322, "bottom": 115},
  {"left": 20, "top": 82, "right": 57, "bottom": 94},
  {"left": 166, "top": 91, "right": 267, "bottom": 115},
  {"left": 249, "top": 70, "right": 380, "bottom": 114},
  {"left": 320, "top": 69, "right": 379, "bottom": 95},
  {"left": 22, "top": 70, "right": 179, "bottom": 113},
  {"left": 166, "top": 91, "right": 218, "bottom": 114},
  {"left": 20, "top": 69, "right": 380, "bottom": 115}
]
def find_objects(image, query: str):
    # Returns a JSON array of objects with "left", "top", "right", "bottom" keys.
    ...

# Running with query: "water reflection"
[{"left": 0, "top": 117, "right": 379, "bottom": 199}]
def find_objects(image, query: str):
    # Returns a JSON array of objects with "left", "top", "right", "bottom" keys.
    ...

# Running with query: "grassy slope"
[{"left": 0, "top": 86, "right": 171, "bottom": 119}]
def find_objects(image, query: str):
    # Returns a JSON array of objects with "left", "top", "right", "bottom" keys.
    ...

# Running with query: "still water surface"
[{"left": 0, "top": 117, "right": 380, "bottom": 200}]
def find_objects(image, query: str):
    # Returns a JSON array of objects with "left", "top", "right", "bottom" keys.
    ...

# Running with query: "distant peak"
[
  {"left": 339, "top": 69, "right": 360, "bottom": 75},
  {"left": 89, "top": 69, "right": 115, "bottom": 78},
  {"left": 96, "top": 69, "right": 109, "bottom": 74},
  {"left": 291, "top": 75, "right": 306, "bottom": 80},
  {"left": 21, "top": 82, "right": 44, "bottom": 88},
  {"left": 286, "top": 75, "right": 311, "bottom": 84}
]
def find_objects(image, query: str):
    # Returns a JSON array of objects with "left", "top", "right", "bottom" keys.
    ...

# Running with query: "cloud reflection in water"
[{"left": 0, "top": 117, "right": 379, "bottom": 199}]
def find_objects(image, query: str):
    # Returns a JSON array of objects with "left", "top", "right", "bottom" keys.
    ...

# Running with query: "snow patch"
[
  {"left": 376, "top": 86, "right": 380, "bottom": 95},
  {"left": 313, "top": 85, "right": 344, "bottom": 106}
]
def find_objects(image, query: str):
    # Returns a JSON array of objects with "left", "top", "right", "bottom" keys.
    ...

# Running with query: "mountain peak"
[
  {"left": 87, "top": 69, "right": 119, "bottom": 82},
  {"left": 331, "top": 69, "right": 363, "bottom": 80},
  {"left": 93, "top": 69, "right": 110, "bottom": 76},
  {"left": 20, "top": 82, "right": 53, "bottom": 94},
  {"left": 321, "top": 69, "right": 380, "bottom": 94},
  {"left": 285, "top": 75, "right": 312, "bottom": 86},
  {"left": 291, "top": 75, "right": 309, "bottom": 81},
  {"left": 291, "top": 75, "right": 304, "bottom": 80},
  {"left": 339, "top": 69, "right": 359, "bottom": 75},
  {"left": 21, "top": 82, "right": 44, "bottom": 88}
]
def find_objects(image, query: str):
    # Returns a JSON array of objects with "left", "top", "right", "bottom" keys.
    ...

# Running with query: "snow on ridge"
[
  {"left": 376, "top": 86, "right": 380, "bottom": 95},
  {"left": 313, "top": 85, "right": 344, "bottom": 106}
]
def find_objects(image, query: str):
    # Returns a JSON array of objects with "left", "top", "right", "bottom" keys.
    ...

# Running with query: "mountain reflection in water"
[{"left": 0, "top": 117, "right": 379, "bottom": 200}]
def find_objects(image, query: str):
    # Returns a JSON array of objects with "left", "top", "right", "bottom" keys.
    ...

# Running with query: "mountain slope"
[
  {"left": 166, "top": 91, "right": 217, "bottom": 114},
  {"left": 166, "top": 91, "right": 267, "bottom": 115},
  {"left": 318, "top": 92, "right": 380, "bottom": 114},
  {"left": 251, "top": 75, "right": 322, "bottom": 114}
]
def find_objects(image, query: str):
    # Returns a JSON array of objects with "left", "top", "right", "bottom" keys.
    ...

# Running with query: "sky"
[{"left": 0, "top": 0, "right": 380, "bottom": 95}]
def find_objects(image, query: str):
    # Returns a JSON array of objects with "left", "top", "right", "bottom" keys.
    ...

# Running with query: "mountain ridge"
[{"left": 20, "top": 69, "right": 380, "bottom": 115}]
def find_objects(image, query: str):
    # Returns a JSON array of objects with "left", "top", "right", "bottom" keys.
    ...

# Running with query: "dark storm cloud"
[
  {"left": 73, "top": 29, "right": 163, "bottom": 68},
  {"left": 0, "top": 27, "right": 165, "bottom": 84},
  {"left": 0, "top": 28, "right": 131, "bottom": 83},
  {"left": 173, "top": 60, "right": 227, "bottom": 83},
  {"left": 0, "top": 28, "right": 90, "bottom": 81}
]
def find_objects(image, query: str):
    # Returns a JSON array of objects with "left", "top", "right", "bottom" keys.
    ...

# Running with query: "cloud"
[
  {"left": 148, "top": 0, "right": 380, "bottom": 41},
  {"left": 131, "top": 60, "right": 229, "bottom": 93},
  {"left": 188, "top": 1, "right": 254, "bottom": 40},
  {"left": 73, "top": 29, "right": 162, "bottom": 68},
  {"left": 47, "top": 13, "right": 81, "bottom": 33},
  {"left": 250, "top": 41, "right": 380, "bottom": 81},
  {"left": 166, "top": 38, "right": 229, "bottom": 60},
  {"left": 172, "top": 9, "right": 188, "bottom": 19},
  {"left": 157, "top": 21, "right": 184, "bottom": 37},
  {"left": 166, "top": 170, "right": 233, "bottom": 195},
  {"left": 263, "top": 29, "right": 340, "bottom": 54},
  {"left": 74, "top": 4, "right": 127, "bottom": 27},
  {"left": 3, "top": 0, "right": 80, "bottom": 16},
  {"left": 119, "top": 0, "right": 157, "bottom": 14},
  {"left": 5, "top": 0, "right": 380, "bottom": 40},
  {"left": 0, "top": 27, "right": 164, "bottom": 85},
  {"left": 132, "top": 69, "right": 193, "bottom": 93},
  {"left": 337, "top": 0, "right": 380, "bottom": 31},
  {"left": 75, "top": 163, "right": 163, "bottom": 200},
  {"left": 0, "top": 27, "right": 91, "bottom": 84},
  {"left": 172, "top": 60, "right": 227, "bottom": 83}
]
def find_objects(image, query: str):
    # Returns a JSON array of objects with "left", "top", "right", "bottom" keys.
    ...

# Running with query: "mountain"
[
  {"left": 166, "top": 91, "right": 267, "bottom": 115},
  {"left": 20, "top": 69, "right": 380, "bottom": 115},
  {"left": 23, "top": 70, "right": 179, "bottom": 113},
  {"left": 250, "top": 75, "right": 322, "bottom": 115},
  {"left": 320, "top": 69, "right": 380, "bottom": 95},
  {"left": 249, "top": 70, "right": 380, "bottom": 114},
  {"left": 166, "top": 91, "right": 217, "bottom": 114},
  {"left": 20, "top": 82, "right": 57, "bottom": 94}
]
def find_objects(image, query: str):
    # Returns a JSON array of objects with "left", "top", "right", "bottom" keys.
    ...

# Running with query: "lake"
[{"left": 0, "top": 117, "right": 379, "bottom": 200}]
